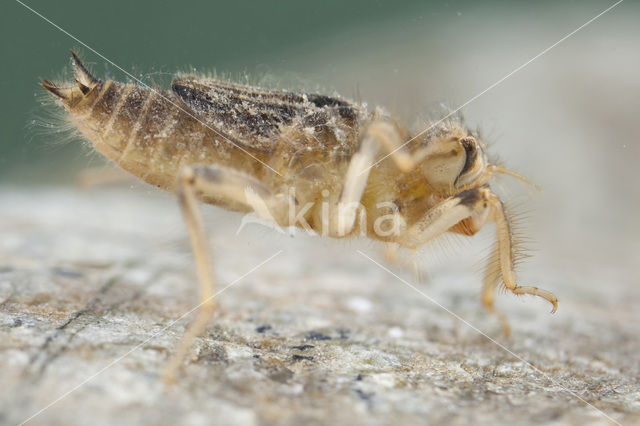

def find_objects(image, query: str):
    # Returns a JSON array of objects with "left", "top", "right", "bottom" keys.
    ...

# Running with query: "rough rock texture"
[{"left": 0, "top": 187, "right": 638, "bottom": 426}]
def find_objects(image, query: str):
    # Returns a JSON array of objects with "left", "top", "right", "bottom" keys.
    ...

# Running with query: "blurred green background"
[
  {"left": 1, "top": 0, "right": 635, "bottom": 181},
  {"left": 3, "top": 0, "right": 463, "bottom": 183},
  {"left": 1, "top": 0, "right": 638, "bottom": 246}
]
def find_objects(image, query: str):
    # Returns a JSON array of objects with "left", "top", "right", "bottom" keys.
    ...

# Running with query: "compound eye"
[
  {"left": 460, "top": 137, "right": 478, "bottom": 175},
  {"left": 455, "top": 137, "right": 483, "bottom": 187}
]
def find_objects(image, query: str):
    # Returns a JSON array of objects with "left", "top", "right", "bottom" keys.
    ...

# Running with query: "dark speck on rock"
[
  {"left": 12, "top": 319, "right": 22, "bottom": 327},
  {"left": 353, "top": 388, "right": 374, "bottom": 405},
  {"left": 255, "top": 324, "right": 272, "bottom": 333},
  {"left": 306, "top": 331, "right": 330, "bottom": 341},
  {"left": 292, "top": 355, "right": 313, "bottom": 362},
  {"left": 291, "top": 344, "right": 314, "bottom": 351},
  {"left": 50, "top": 267, "right": 83, "bottom": 278}
]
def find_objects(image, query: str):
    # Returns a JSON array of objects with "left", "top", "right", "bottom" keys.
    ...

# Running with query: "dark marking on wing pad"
[
  {"left": 171, "top": 77, "right": 361, "bottom": 148},
  {"left": 456, "top": 188, "right": 481, "bottom": 208},
  {"left": 459, "top": 137, "right": 478, "bottom": 176}
]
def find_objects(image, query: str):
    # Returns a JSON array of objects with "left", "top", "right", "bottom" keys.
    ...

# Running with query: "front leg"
[
  {"left": 395, "top": 188, "right": 557, "bottom": 333},
  {"left": 487, "top": 193, "right": 558, "bottom": 313},
  {"left": 482, "top": 243, "right": 511, "bottom": 336},
  {"left": 399, "top": 188, "right": 492, "bottom": 249}
]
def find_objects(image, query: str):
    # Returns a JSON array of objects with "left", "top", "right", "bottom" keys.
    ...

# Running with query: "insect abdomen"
[{"left": 76, "top": 81, "right": 232, "bottom": 191}]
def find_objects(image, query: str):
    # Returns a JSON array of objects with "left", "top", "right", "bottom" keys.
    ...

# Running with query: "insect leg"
[
  {"left": 397, "top": 187, "right": 492, "bottom": 249},
  {"left": 184, "top": 165, "right": 290, "bottom": 220},
  {"left": 367, "top": 120, "right": 416, "bottom": 172},
  {"left": 482, "top": 243, "right": 512, "bottom": 336},
  {"left": 76, "top": 166, "right": 133, "bottom": 188},
  {"left": 397, "top": 188, "right": 557, "bottom": 329},
  {"left": 396, "top": 188, "right": 516, "bottom": 335},
  {"left": 163, "top": 166, "right": 215, "bottom": 384},
  {"left": 333, "top": 121, "right": 408, "bottom": 236},
  {"left": 164, "top": 164, "right": 287, "bottom": 384},
  {"left": 487, "top": 194, "right": 558, "bottom": 314}
]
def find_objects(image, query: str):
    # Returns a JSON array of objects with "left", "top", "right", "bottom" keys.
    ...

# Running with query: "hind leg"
[{"left": 164, "top": 164, "right": 288, "bottom": 384}]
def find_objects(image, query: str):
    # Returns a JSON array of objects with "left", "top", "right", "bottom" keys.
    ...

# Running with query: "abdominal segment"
[{"left": 75, "top": 81, "right": 237, "bottom": 191}]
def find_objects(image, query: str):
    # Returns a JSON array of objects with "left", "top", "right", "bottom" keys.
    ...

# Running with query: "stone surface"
[{"left": 0, "top": 187, "right": 638, "bottom": 426}]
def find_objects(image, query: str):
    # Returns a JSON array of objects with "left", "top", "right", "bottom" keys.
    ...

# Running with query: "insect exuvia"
[{"left": 42, "top": 51, "right": 557, "bottom": 382}]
